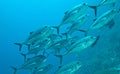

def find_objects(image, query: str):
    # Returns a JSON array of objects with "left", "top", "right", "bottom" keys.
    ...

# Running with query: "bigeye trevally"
[
  {"left": 55, "top": 61, "right": 82, "bottom": 74},
  {"left": 53, "top": 3, "right": 95, "bottom": 34}
]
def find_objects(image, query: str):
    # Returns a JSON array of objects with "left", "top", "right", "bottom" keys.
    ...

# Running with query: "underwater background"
[{"left": 0, "top": 0, "right": 120, "bottom": 74}]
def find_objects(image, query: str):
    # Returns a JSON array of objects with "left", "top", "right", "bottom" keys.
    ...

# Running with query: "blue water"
[{"left": 0, "top": 0, "right": 120, "bottom": 74}]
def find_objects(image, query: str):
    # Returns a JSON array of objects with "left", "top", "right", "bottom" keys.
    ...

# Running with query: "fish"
[
  {"left": 55, "top": 61, "right": 82, "bottom": 74},
  {"left": 81, "top": 9, "right": 119, "bottom": 36},
  {"left": 14, "top": 26, "right": 54, "bottom": 51},
  {"left": 64, "top": 36, "right": 99, "bottom": 55},
  {"left": 26, "top": 38, "right": 53, "bottom": 56},
  {"left": 49, "top": 36, "right": 80, "bottom": 55},
  {"left": 10, "top": 55, "right": 47, "bottom": 74},
  {"left": 55, "top": 36, "right": 99, "bottom": 65},
  {"left": 32, "top": 63, "right": 53, "bottom": 74},
  {"left": 98, "top": 0, "right": 116, "bottom": 7},
  {"left": 53, "top": 3, "right": 95, "bottom": 34},
  {"left": 89, "top": 0, "right": 116, "bottom": 16},
  {"left": 63, "top": 14, "right": 89, "bottom": 38}
]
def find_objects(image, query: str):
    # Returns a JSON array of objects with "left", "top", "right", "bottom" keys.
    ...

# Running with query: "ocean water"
[{"left": 0, "top": 0, "right": 120, "bottom": 74}]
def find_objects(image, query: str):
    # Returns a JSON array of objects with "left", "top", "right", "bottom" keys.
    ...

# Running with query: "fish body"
[
  {"left": 55, "top": 61, "right": 81, "bottom": 74},
  {"left": 24, "top": 26, "right": 54, "bottom": 45},
  {"left": 49, "top": 36, "right": 79, "bottom": 53},
  {"left": 19, "top": 55, "right": 47, "bottom": 70},
  {"left": 27, "top": 38, "right": 53, "bottom": 55},
  {"left": 61, "top": 3, "right": 89, "bottom": 26},
  {"left": 11, "top": 55, "right": 47, "bottom": 74},
  {"left": 66, "top": 14, "right": 89, "bottom": 35},
  {"left": 98, "top": 0, "right": 116, "bottom": 7},
  {"left": 64, "top": 36, "right": 98, "bottom": 55},
  {"left": 14, "top": 26, "right": 54, "bottom": 51},
  {"left": 32, "top": 64, "right": 53, "bottom": 74},
  {"left": 89, "top": 9, "right": 118, "bottom": 30}
]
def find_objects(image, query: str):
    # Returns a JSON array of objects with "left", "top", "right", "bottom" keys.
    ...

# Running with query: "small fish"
[
  {"left": 81, "top": 9, "right": 119, "bottom": 36},
  {"left": 32, "top": 63, "right": 53, "bottom": 74},
  {"left": 49, "top": 36, "right": 79, "bottom": 55},
  {"left": 26, "top": 38, "right": 53, "bottom": 55},
  {"left": 10, "top": 55, "right": 47, "bottom": 74},
  {"left": 14, "top": 26, "right": 54, "bottom": 51},
  {"left": 64, "top": 36, "right": 98, "bottom": 55},
  {"left": 98, "top": 0, "right": 116, "bottom": 7},
  {"left": 90, "top": 9, "right": 117, "bottom": 29},
  {"left": 55, "top": 36, "right": 99, "bottom": 65},
  {"left": 55, "top": 61, "right": 82, "bottom": 74}
]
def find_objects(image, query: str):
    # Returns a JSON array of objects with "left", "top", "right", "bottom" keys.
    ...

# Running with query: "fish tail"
[
  {"left": 88, "top": 5, "right": 98, "bottom": 16},
  {"left": 26, "top": 44, "right": 31, "bottom": 51},
  {"left": 20, "top": 53, "right": 27, "bottom": 62},
  {"left": 10, "top": 66, "right": 17, "bottom": 74},
  {"left": 62, "top": 32, "right": 69, "bottom": 39},
  {"left": 14, "top": 43, "right": 22, "bottom": 51},
  {"left": 78, "top": 29, "right": 88, "bottom": 36},
  {"left": 52, "top": 26, "right": 60, "bottom": 34},
  {"left": 91, "top": 36, "right": 100, "bottom": 47},
  {"left": 54, "top": 55, "right": 63, "bottom": 65}
]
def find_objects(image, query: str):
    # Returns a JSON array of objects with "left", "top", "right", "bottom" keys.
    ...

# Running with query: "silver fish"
[
  {"left": 55, "top": 61, "right": 82, "bottom": 74},
  {"left": 14, "top": 26, "right": 54, "bottom": 51},
  {"left": 63, "top": 14, "right": 89, "bottom": 38},
  {"left": 32, "top": 63, "right": 53, "bottom": 74},
  {"left": 11, "top": 55, "right": 47, "bottom": 74},
  {"left": 89, "top": 9, "right": 118, "bottom": 30}
]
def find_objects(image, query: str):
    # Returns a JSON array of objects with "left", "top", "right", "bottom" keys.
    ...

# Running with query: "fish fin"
[
  {"left": 10, "top": 66, "right": 17, "bottom": 74},
  {"left": 14, "top": 43, "right": 22, "bottom": 51},
  {"left": 26, "top": 44, "right": 31, "bottom": 51},
  {"left": 54, "top": 55, "right": 63, "bottom": 65},
  {"left": 107, "top": 19, "right": 115, "bottom": 29},
  {"left": 43, "top": 49, "right": 49, "bottom": 57},
  {"left": 57, "top": 48, "right": 61, "bottom": 54},
  {"left": 20, "top": 53, "right": 27, "bottom": 62},
  {"left": 62, "top": 32, "right": 69, "bottom": 39},
  {"left": 91, "top": 36, "right": 100, "bottom": 47},
  {"left": 88, "top": 5, "right": 98, "bottom": 16},
  {"left": 52, "top": 26, "right": 60, "bottom": 34},
  {"left": 78, "top": 29, "right": 88, "bottom": 36}
]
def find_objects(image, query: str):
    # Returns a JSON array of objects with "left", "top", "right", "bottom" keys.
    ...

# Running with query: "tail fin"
[
  {"left": 91, "top": 36, "right": 100, "bottom": 47},
  {"left": 88, "top": 6, "right": 98, "bottom": 16},
  {"left": 54, "top": 55, "right": 63, "bottom": 65},
  {"left": 78, "top": 29, "right": 88, "bottom": 36},
  {"left": 107, "top": 19, "right": 115, "bottom": 29},
  {"left": 20, "top": 53, "right": 27, "bottom": 62},
  {"left": 62, "top": 32, "right": 69, "bottom": 39},
  {"left": 26, "top": 44, "right": 31, "bottom": 51},
  {"left": 14, "top": 43, "right": 22, "bottom": 51},
  {"left": 52, "top": 26, "right": 60, "bottom": 34},
  {"left": 10, "top": 66, "right": 17, "bottom": 74}
]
